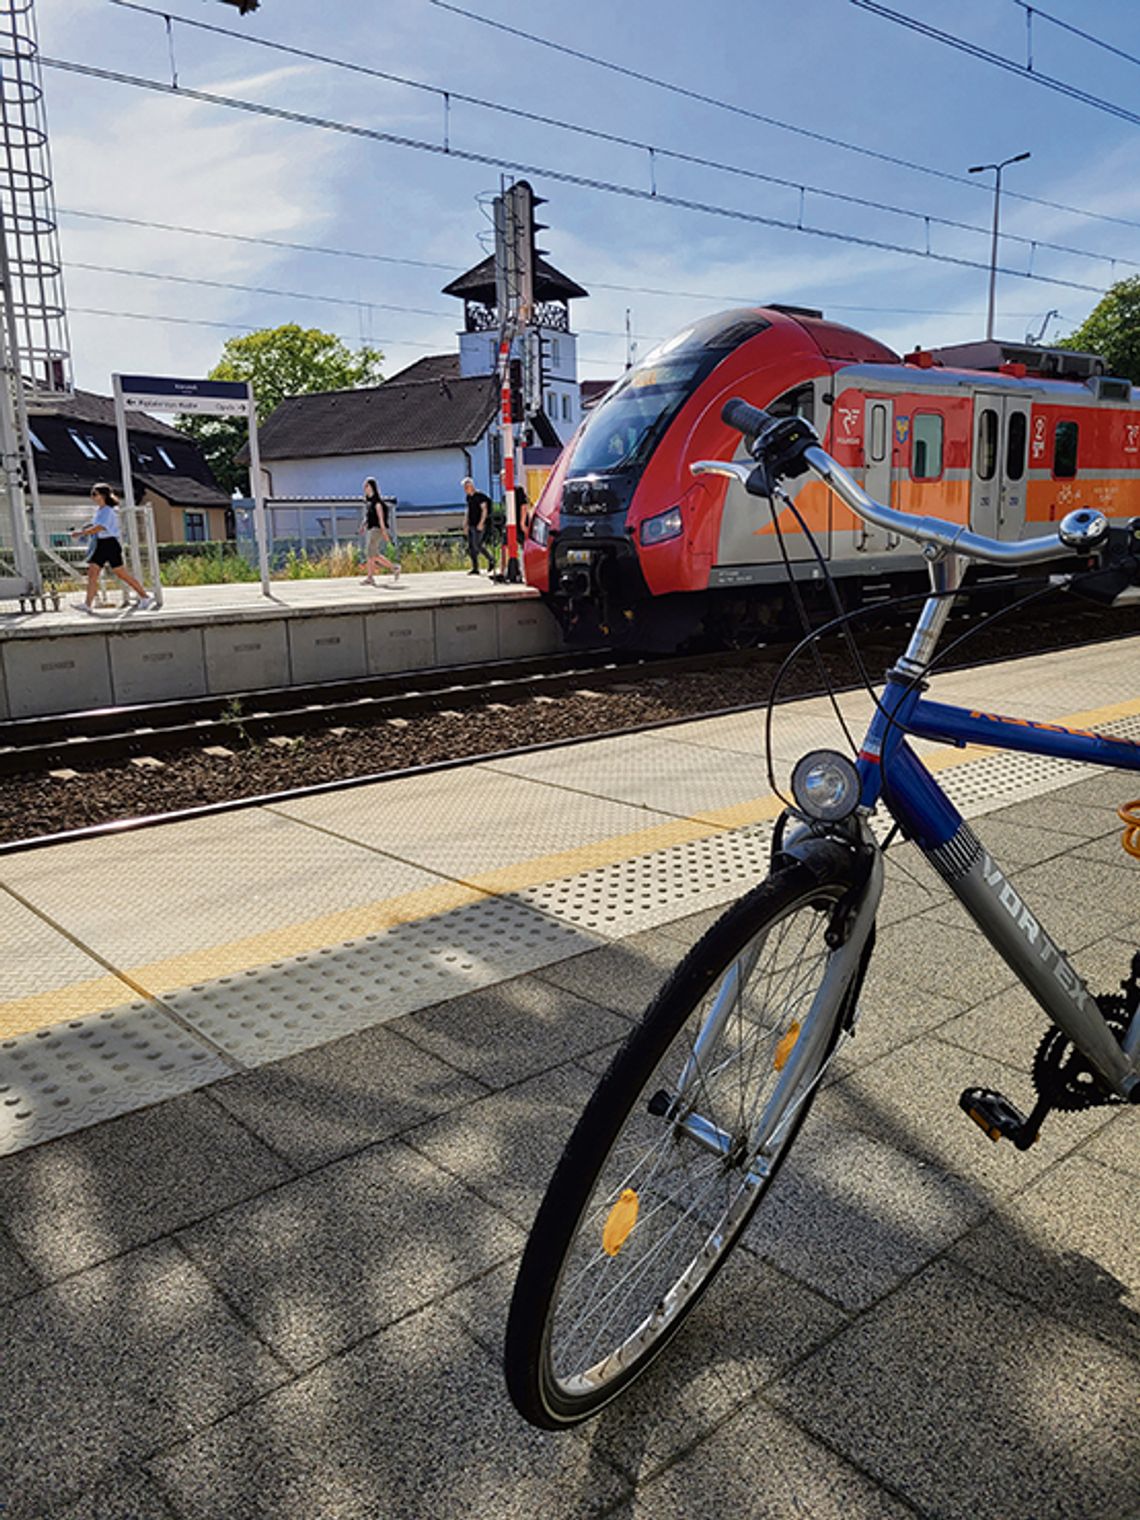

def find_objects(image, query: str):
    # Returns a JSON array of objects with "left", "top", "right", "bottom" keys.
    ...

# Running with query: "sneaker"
[
  {"left": 392, "top": 564, "right": 402, "bottom": 583},
  {"left": 136, "top": 595, "right": 155, "bottom": 611},
  {"left": 361, "top": 577, "right": 376, "bottom": 586},
  {"left": 73, "top": 601, "right": 98, "bottom": 615},
  {"left": 467, "top": 569, "right": 480, "bottom": 576}
]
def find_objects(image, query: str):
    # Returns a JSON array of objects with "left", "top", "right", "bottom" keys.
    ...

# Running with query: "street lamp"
[{"left": 968, "top": 151, "right": 1030, "bottom": 342}]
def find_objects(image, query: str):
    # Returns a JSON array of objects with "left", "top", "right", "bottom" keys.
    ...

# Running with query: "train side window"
[
  {"left": 1054, "top": 419, "right": 1079, "bottom": 478},
  {"left": 1006, "top": 411, "right": 1027, "bottom": 480},
  {"left": 768, "top": 383, "right": 815, "bottom": 426},
  {"left": 976, "top": 408, "right": 998, "bottom": 481},
  {"left": 868, "top": 403, "right": 887, "bottom": 463},
  {"left": 911, "top": 412, "right": 943, "bottom": 479}
]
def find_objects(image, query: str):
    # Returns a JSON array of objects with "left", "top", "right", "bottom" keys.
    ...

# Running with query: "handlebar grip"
[{"left": 721, "top": 397, "right": 772, "bottom": 437}]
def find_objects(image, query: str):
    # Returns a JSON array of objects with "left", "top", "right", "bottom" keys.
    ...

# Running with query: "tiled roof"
[
  {"left": 246, "top": 375, "right": 499, "bottom": 462},
  {"left": 135, "top": 472, "right": 229, "bottom": 509},
  {"left": 26, "top": 388, "right": 184, "bottom": 439},
  {"left": 441, "top": 255, "right": 588, "bottom": 303},
  {"left": 384, "top": 354, "right": 460, "bottom": 384}
]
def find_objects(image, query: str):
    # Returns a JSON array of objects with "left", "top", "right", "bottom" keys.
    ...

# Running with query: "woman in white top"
[{"left": 72, "top": 483, "right": 153, "bottom": 613}]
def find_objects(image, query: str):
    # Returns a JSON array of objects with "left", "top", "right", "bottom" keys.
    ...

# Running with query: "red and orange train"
[{"left": 523, "top": 305, "right": 1139, "bottom": 644}]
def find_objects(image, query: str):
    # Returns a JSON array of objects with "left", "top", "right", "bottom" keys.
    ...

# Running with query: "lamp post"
[{"left": 969, "top": 151, "right": 1030, "bottom": 342}]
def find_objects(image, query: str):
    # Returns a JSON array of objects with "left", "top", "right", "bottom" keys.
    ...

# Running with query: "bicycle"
[{"left": 504, "top": 397, "right": 1140, "bottom": 1429}]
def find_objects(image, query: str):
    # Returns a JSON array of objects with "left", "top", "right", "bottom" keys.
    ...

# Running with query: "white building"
[{"left": 248, "top": 253, "right": 588, "bottom": 525}]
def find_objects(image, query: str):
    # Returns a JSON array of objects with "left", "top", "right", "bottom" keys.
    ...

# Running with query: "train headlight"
[
  {"left": 791, "top": 750, "right": 861, "bottom": 822},
  {"left": 531, "top": 516, "right": 550, "bottom": 547},
  {"left": 639, "top": 505, "right": 683, "bottom": 546}
]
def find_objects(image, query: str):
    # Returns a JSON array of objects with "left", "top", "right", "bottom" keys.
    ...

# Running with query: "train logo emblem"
[
  {"left": 838, "top": 407, "right": 861, "bottom": 440},
  {"left": 894, "top": 415, "right": 911, "bottom": 445}
]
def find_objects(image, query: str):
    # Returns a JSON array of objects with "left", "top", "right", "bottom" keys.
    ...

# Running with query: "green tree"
[
  {"left": 176, "top": 324, "right": 384, "bottom": 494},
  {"left": 1058, "top": 276, "right": 1140, "bottom": 383}
]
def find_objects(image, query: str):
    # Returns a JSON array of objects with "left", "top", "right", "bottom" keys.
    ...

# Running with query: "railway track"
[
  {"left": 3, "top": 594, "right": 1139, "bottom": 854},
  {"left": 0, "top": 648, "right": 662, "bottom": 778}
]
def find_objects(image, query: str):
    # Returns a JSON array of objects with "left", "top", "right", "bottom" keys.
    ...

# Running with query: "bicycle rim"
[{"left": 535, "top": 874, "right": 849, "bottom": 1418}]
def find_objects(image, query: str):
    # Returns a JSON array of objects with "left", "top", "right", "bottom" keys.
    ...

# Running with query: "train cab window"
[
  {"left": 976, "top": 408, "right": 998, "bottom": 481},
  {"left": 1054, "top": 419, "right": 1079, "bottom": 478},
  {"left": 868, "top": 404, "right": 888, "bottom": 463},
  {"left": 767, "top": 383, "right": 815, "bottom": 426},
  {"left": 911, "top": 413, "right": 943, "bottom": 479},
  {"left": 1006, "top": 411, "right": 1027, "bottom": 481}
]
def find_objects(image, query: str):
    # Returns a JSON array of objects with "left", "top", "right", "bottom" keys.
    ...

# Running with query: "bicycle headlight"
[{"left": 791, "top": 750, "right": 861, "bottom": 822}]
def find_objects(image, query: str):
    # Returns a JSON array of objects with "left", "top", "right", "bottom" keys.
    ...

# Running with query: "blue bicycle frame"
[{"left": 856, "top": 674, "right": 1140, "bottom": 1098}]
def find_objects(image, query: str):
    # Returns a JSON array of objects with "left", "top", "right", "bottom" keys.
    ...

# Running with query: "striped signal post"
[{"left": 498, "top": 335, "right": 521, "bottom": 582}]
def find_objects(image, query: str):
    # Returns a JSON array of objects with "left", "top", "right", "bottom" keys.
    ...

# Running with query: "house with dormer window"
[{"left": 26, "top": 389, "right": 230, "bottom": 543}]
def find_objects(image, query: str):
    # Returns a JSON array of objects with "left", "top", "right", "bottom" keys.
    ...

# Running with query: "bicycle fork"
[{"left": 662, "top": 847, "right": 884, "bottom": 1172}]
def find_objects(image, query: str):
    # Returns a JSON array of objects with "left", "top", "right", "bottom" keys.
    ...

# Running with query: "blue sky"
[{"left": 37, "top": 0, "right": 1140, "bottom": 393}]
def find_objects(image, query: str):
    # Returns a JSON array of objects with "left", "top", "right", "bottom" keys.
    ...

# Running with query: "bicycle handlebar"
[{"left": 699, "top": 398, "right": 1068, "bottom": 568}]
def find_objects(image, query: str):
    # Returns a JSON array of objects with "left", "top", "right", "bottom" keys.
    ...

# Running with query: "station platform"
[
  {"left": 0, "top": 570, "right": 560, "bottom": 719},
  {"left": 1, "top": 636, "right": 1137, "bottom": 1518}
]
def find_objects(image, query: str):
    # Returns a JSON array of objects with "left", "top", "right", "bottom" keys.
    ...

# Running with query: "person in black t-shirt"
[
  {"left": 360, "top": 477, "right": 400, "bottom": 584},
  {"left": 462, "top": 476, "right": 495, "bottom": 574}
]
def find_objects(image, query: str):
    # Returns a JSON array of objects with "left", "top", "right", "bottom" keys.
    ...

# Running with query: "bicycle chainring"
[{"left": 1032, "top": 958, "right": 1138, "bottom": 1112}]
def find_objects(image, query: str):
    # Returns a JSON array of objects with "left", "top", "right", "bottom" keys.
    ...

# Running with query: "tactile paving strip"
[
  {"left": 162, "top": 894, "right": 601, "bottom": 1065},
  {"left": 0, "top": 1001, "right": 232, "bottom": 1156},
  {"left": 512, "top": 821, "right": 777, "bottom": 937}
]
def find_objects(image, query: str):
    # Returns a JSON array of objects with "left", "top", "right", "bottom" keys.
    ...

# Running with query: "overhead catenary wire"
[
  {"left": 56, "top": 206, "right": 1047, "bottom": 321},
  {"left": 67, "top": 303, "right": 632, "bottom": 369},
  {"left": 850, "top": 0, "right": 1140, "bottom": 130},
  {"left": 65, "top": 259, "right": 661, "bottom": 341},
  {"left": 21, "top": 51, "right": 1114, "bottom": 299},
  {"left": 106, "top": 0, "right": 1140, "bottom": 276},
  {"left": 1011, "top": 0, "right": 1140, "bottom": 72},
  {"left": 430, "top": 0, "right": 1140, "bottom": 235}
]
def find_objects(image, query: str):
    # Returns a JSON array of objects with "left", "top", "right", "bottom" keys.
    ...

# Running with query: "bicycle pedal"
[{"left": 959, "top": 1087, "right": 1039, "bottom": 1147}]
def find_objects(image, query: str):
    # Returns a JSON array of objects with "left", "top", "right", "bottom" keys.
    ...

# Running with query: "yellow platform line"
[{"left": 4, "top": 691, "right": 1139, "bottom": 1040}]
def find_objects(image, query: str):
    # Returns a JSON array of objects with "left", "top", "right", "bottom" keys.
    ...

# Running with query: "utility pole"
[
  {"left": 968, "top": 150, "right": 1030, "bottom": 342},
  {"left": 492, "top": 178, "right": 543, "bottom": 583}
]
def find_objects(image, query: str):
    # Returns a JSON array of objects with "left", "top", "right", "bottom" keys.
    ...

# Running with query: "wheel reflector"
[
  {"left": 602, "top": 1189, "right": 639, "bottom": 1256},
  {"left": 774, "top": 1021, "right": 800, "bottom": 1071}
]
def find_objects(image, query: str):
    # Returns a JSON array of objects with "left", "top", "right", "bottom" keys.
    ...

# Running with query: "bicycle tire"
[{"left": 505, "top": 861, "right": 868, "bottom": 1429}]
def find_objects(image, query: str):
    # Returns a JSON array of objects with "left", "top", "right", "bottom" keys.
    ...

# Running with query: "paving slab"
[
  {"left": 0, "top": 1241, "right": 289, "bottom": 1520},
  {"left": 271, "top": 763, "right": 680, "bottom": 878},
  {"left": 443, "top": 1254, "right": 851, "bottom": 1489},
  {"left": 0, "top": 1219, "right": 38, "bottom": 1306},
  {"left": 528, "top": 927, "right": 688, "bottom": 1020},
  {"left": 821, "top": 1035, "right": 1111, "bottom": 1198},
  {"left": 394, "top": 970, "right": 631, "bottom": 1089},
  {"left": 48, "top": 1465, "right": 179, "bottom": 1520},
  {"left": 176, "top": 1137, "right": 525, "bottom": 1373},
  {"left": 0, "top": 1089, "right": 296, "bottom": 1279},
  {"left": 768, "top": 1257, "right": 1140, "bottom": 1520},
  {"left": 207, "top": 1020, "right": 487, "bottom": 1172},
  {"left": 146, "top": 1304, "right": 631, "bottom": 1520},
  {"left": 734, "top": 1109, "right": 984, "bottom": 1311},
  {"left": 617, "top": 1395, "right": 917, "bottom": 1519},
  {"left": 947, "top": 1151, "right": 1140, "bottom": 1351},
  {"left": 1081, "top": 1112, "right": 1140, "bottom": 1179}
]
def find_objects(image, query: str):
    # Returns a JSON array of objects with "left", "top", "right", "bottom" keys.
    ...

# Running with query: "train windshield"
[{"left": 569, "top": 311, "right": 770, "bottom": 476}]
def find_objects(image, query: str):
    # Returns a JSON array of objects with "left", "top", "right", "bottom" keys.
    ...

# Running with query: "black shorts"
[{"left": 89, "top": 537, "right": 124, "bottom": 569}]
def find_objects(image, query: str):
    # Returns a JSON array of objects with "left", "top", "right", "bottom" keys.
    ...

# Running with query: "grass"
[{"left": 159, "top": 534, "right": 471, "bottom": 586}]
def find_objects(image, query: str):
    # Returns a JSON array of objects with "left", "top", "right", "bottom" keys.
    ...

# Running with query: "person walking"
[
  {"left": 71, "top": 483, "right": 154, "bottom": 613},
  {"left": 462, "top": 476, "right": 495, "bottom": 575},
  {"left": 360, "top": 477, "right": 401, "bottom": 584}
]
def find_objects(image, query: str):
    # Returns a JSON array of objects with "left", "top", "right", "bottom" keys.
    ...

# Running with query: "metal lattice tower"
[{"left": 0, "top": 0, "right": 70, "bottom": 393}]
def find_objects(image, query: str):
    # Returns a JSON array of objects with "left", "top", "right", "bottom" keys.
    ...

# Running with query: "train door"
[
  {"left": 971, "top": 394, "right": 1031, "bottom": 539},
  {"left": 859, "top": 397, "right": 893, "bottom": 552}
]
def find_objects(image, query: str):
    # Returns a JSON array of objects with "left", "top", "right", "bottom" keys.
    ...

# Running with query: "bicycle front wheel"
[{"left": 505, "top": 862, "right": 867, "bottom": 1429}]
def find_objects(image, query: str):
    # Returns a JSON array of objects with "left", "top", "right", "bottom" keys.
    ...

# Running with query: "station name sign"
[{"left": 118, "top": 374, "right": 251, "bottom": 417}]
